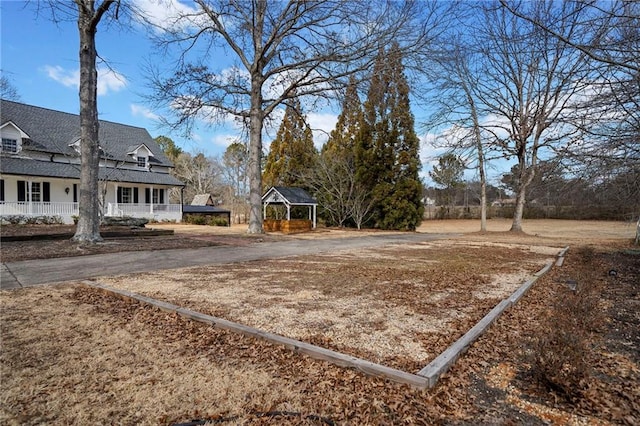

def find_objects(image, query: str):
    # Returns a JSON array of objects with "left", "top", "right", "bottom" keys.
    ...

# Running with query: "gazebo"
[{"left": 262, "top": 186, "right": 317, "bottom": 233}]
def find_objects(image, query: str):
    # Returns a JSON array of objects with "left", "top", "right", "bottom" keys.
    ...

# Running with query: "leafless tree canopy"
[{"left": 143, "top": 0, "right": 448, "bottom": 232}]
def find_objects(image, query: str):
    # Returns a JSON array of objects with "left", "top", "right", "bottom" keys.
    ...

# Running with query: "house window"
[
  {"left": 0, "top": 179, "right": 4, "bottom": 202},
  {"left": 121, "top": 187, "right": 132, "bottom": 203},
  {"left": 137, "top": 156, "right": 147, "bottom": 168},
  {"left": 117, "top": 187, "right": 139, "bottom": 204},
  {"left": 1, "top": 138, "right": 18, "bottom": 153},
  {"left": 152, "top": 188, "right": 164, "bottom": 204},
  {"left": 30, "top": 182, "right": 41, "bottom": 202},
  {"left": 16, "top": 181, "right": 49, "bottom": 202}
]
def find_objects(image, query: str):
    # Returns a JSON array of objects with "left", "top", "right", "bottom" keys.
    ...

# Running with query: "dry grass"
[
  {"left": 97, "top": 240, "right": 558, "bottom": 369},
  {"left": 1, "top": 220, "right": 638, "bottom": 425}
]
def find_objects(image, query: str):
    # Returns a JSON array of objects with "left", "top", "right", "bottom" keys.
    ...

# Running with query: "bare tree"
[
  {"left": 471, "top": 1, "right": 594, "bottom": 232},
  {"left": 501, "top": 0, "right": 640, "bottom": 240},
  {"left": 145, "top": 0, "right": 444, "bottom": 233},
  {"left": 222, "top": 141, "right": 249, "bottom": 223},
  {"left": 0, "top": 72, "right": 21, "bottom": 101},
  {"left": 426, "top": 39, "right": 492, "bottom": 231},
  {"left": 72, "top": 0, "right": 119, "bottom": 243}
]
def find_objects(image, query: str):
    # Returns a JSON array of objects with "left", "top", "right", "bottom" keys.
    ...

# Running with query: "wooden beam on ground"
[
  {"left": 417, "top": 250, "right": 566, "bottom": 387},
  {"left": 556, "top": 246, "right": 569, "bottom": 267},
  {"left": 417, "top": 299, "right": 512, "bottom": 386},
  {"left": 81, "top": 280, "right": 431, "bottom": 389}
]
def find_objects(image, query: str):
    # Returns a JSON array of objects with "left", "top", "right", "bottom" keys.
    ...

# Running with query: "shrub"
[
  {"left": 527, "top": 269, "right": 604, "bottom": 399},
  {"left": 208, "top": 217, "right": 228, "bottom": 227}
]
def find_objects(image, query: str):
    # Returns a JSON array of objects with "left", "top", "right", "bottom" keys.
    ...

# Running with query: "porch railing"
[
  {"left": 0, "top": 202, "right": 79, "bottom": 217},
  {"left": 1, "top": 202, "right": 183, "bottom": 223}
]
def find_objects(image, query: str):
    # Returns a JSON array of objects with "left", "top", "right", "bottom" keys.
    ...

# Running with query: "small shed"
[
  {"left": 183, "top": 194, "right": 231, "bottom": 226},
  {"left": 262, "top": 186, "right": 317, "bottom": 232}
]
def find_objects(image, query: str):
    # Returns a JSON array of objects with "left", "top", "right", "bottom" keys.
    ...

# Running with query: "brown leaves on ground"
[{"left": 1, "top": 235, "right": 638, "bottom": 424}]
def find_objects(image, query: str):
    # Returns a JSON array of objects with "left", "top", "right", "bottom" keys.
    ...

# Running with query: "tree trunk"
[
  {"left": 510, "top": 187, "right": 526, "bottom": 232},
  {"left": 247, "top": 77, "right": 264, "bottom": 234},
  {"left": 72, "top": 5, "right": 103, "bottom": 243}
]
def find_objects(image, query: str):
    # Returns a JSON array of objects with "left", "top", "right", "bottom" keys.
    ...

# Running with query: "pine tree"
[
  {"left": 263, "top": 98, "right": 318, "bottom": 190},
  {"left": 356, "top": 43, "right": 424, "bottom": 230}
]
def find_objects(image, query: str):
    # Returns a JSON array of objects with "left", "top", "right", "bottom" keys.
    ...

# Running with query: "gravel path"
[{"left": 1, "top": 232, "right": 454, "bottom": 289}]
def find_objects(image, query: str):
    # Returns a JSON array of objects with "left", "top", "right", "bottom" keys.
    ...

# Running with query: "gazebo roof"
[{"left": 262, "top": 186, "right": 317, "bottom": 205}]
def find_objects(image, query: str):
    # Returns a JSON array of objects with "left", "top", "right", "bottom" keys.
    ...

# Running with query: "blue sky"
[
  {"left": 0, "top": 1, "right": 348, "bottom": 156},
  {"left": 1, "top": 0, "right": 504, "bottom": 185}
]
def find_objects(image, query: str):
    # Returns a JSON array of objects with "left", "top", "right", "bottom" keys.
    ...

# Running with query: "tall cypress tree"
[
  {"left": 356, "top": 43, "right": 423, "bottom": 230},
  {"left": 263, "top": 98, "right": 317, "bottom": 190},
  {"left": 323, "top": 76, "right": 363, "bottom": 160}
]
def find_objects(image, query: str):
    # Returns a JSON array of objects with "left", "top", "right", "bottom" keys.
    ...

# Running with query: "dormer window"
[
  {"left": 128, "top": 143, "right": 154, "bottom": 170},
  {"left": 1, "top": 121, "right": 26, "bottom": 154},
  {"left": 1, "top": 138, "right": 18, "bottom": 153}
]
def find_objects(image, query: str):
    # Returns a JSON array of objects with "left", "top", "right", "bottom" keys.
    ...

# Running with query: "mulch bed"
[{"left": 0, "top": 225, "right": 227, "bottom": 263}]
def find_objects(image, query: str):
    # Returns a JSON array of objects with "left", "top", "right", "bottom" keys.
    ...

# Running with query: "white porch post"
[
  {"left": 286, "top": 203, "right": 290, "bottom": 220},
  {"left": 313, "top": 204, "right": 317, "bottom": 228},
  {"left": 27, "top": 180, "right": 32, "bottom": 215},
  {"left": 114, "top": 183, "right": 119, "bottom": 214},
  {"left": 150, "top": 185, "right": 154, "bottom": 214}
]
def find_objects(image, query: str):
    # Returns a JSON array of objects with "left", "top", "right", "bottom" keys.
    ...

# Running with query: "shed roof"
[
  {"left": 262, "top": 186, "right": 317, "bottom": 205},
  {"left": 191, "top": 194, "right": 214, "bottom": 206}
]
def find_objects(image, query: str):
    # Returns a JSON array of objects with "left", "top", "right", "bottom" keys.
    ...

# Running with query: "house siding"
[{"left": 1, "top": 100, "right": 184, "bottom": 224}]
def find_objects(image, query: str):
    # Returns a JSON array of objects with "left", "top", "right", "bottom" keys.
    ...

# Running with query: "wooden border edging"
[
  {"left": 417, "top": 298, "right": 512, "bottom": 386},
  {"left": 80, "top": 245, "right": 568, "bottom": 390},
  {"left": 416, "top": 246, "right": 568, "bottom": 386},
  {"left": 556, "top": 246, "right": 569, "bottom": 267},
  {"left": 81, "top": 280, "right": 431, "bottom": 389}
]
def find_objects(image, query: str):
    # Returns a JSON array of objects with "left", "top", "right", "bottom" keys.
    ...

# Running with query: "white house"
[{"left": 0, "top": 99, "right": 184, "bottom": 224}]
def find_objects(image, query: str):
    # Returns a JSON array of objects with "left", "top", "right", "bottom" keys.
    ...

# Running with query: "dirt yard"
[{"left": 1, "top": 219, "right": 638, "bottom": 425}]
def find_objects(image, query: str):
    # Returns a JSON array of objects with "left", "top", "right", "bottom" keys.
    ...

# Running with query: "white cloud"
[
  {"left": 211, "top": 133, "right": 240, "bottom": 149},
  {"left": 43, "top": 65, "right": 127, "bottom": 96},
  {"left": 131, "top": 0, "right": 203, "bottom": 31},
  {"left": 306, "top": 112, "right": 338, "bottom": 149},
  {"left": 130, "top": 104, "right": 159, "bottom": 120}
]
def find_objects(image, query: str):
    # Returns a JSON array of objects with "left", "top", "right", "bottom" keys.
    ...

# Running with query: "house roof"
[
  {"left": 183, "top": 205, "right": 230, "bottom": 214},
  {"left": 191, "top": 194, "right": 214, "bottom": 205},
  {"left": 0, "top": 99, "right": 173, "bottom": 167},
  {"left": 0, "top": 156, "right": 184, "bottom": 186},
  {"left": 262, "top": 186, "right": 317, "bottom": 205}
]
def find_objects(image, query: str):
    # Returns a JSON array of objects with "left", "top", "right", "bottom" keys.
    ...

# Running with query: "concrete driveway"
[{"left": 1, "top": 232, "right": 453, "bottom": 289}]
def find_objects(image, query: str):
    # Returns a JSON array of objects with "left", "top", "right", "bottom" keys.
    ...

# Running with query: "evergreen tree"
[
  {"left": 263, "top": 98, "right": 317, "bottom": 190},
  {"left": 323, "top": 76, "right": 363, "bottom": 159},
  {"left": 315, "top": 77, "right": 365, "bottom": 227},
  {"left": 356, "top": 43, "right": 423, "bottom": 230}
]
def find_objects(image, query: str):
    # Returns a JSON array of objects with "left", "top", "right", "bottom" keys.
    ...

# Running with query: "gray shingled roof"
[
  {"left": 0, "top": 99, "right": 173, "bottom": 167},
  {"left": 1, "top": 156, "right": 183, "bottom": 186},
  {"left": 263, "top": 186, "right": 317, "bottom": 204},
  {"left": 183, "top": 205, "right": 230, "bottom": 214}
]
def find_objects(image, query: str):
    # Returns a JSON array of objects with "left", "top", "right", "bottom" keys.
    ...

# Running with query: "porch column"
[
  {"left": 114, "top": 183, "right": 119, "bottom": 214},
  {"left": 27, "top": 179, "right": 32, "bottom": 215},
  {"left": 150, "top": 185, "right": 154, "bottom": 214}
]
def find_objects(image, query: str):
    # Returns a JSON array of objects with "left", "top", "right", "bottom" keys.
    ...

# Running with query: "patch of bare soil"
[
  {"left": 1, "top": 241, "right": 638, "bottom": 425},
  {"left": 98, "top": 241, "right": 558, "bottom": 371},
  {"left": 0, "top": 224, "right": 277, "bottom": 263}
]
